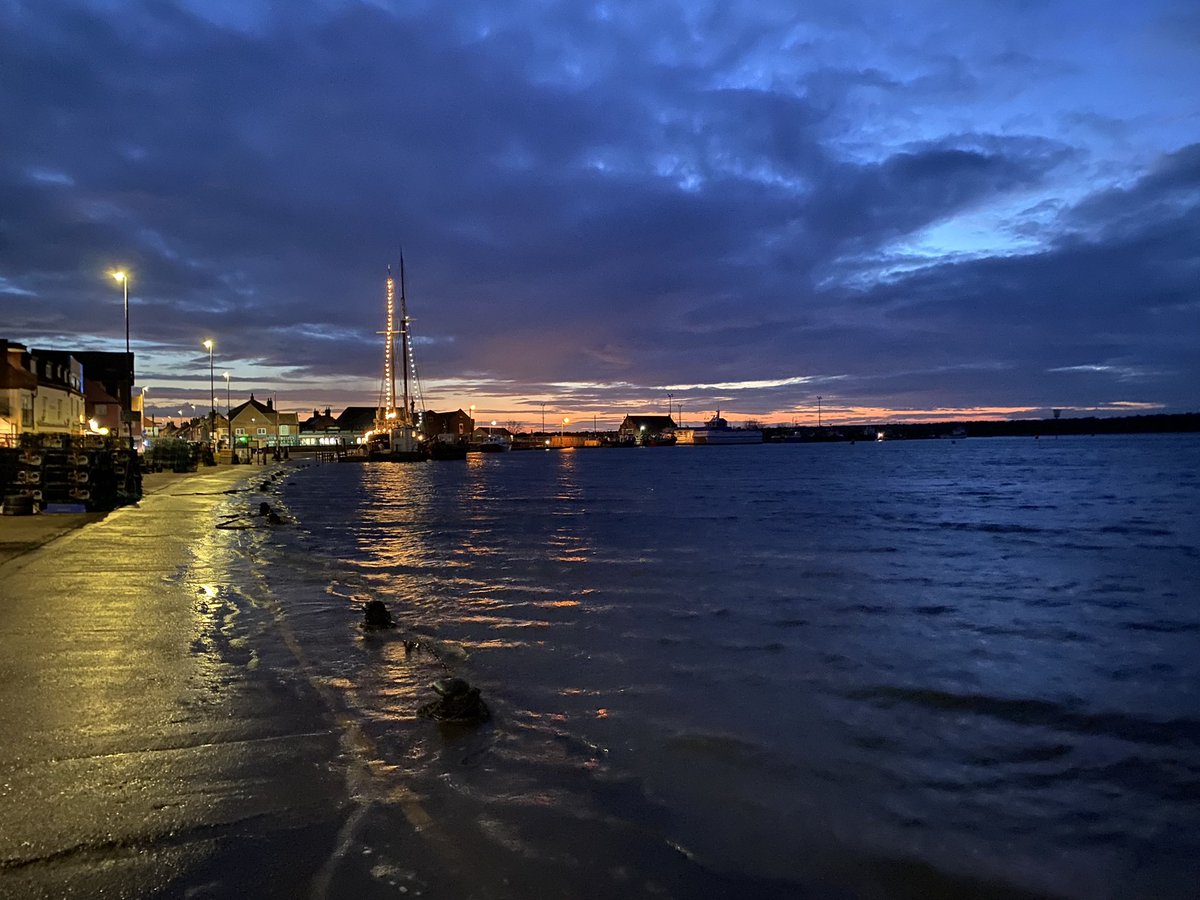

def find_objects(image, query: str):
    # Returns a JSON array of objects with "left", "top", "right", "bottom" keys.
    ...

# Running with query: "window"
[
  {"left": 279, "top": 425, "right": 290, "bottom": 435},
  {"left": 257, "top": 427, "right": 267, "bottom": 435},
  {"left": 235, "top": 427, "right": 245, "bottom": 436}
]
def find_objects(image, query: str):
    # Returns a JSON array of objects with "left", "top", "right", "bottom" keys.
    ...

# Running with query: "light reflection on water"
[{"left": 260, "top": 437, "right": 1200, "bottom": 899}]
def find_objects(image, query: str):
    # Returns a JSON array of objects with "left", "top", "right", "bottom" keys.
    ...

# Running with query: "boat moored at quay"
[
  {"left": 676, "top": 412, "right": 763, "bottom": 445},
  {"left": 342, "top": 260, "right": 466, "bottom": 463}
]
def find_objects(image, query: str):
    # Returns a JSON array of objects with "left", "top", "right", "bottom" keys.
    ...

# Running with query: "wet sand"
[{"left": 0, "top": 464, "right": 351, "bottom": 898}]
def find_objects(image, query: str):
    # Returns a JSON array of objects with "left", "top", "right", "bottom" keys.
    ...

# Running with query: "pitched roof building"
[{"left": 229, "top": 394, "right": 299, "bottom": 447}]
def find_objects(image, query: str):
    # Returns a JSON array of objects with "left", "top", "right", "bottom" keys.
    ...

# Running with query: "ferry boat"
[{"left": 676, "top": 411, "right": 763, "bottom": 445}]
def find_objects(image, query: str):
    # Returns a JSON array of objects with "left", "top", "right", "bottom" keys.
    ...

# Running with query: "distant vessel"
[
  {"left": 473, "top": 434, "right": 511, "bottom": 452},
  {"left": 677, "top": 411, "right": 763, "bottom": 445}
]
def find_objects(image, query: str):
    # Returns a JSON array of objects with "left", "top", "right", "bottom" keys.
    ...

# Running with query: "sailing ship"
[
  {"left": 350, "top": 258, "right": 464, "bottom": 462},
  {"left": 366, "top": 258, "right": 423, "bottom": 459}
]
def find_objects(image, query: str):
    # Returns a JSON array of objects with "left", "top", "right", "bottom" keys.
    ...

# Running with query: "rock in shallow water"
[
  {"left": 417, "top": 678, "right": 489, "bottom": 724},
  {"left": 361, "top": 599, "right": 395, "bottom": 630}
]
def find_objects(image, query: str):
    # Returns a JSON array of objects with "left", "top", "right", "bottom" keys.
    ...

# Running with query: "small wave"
[
  {"left": 1097, "top": 524, "right": 1173, "bottom": 536},
  {"left": 972, "top": 623, "right": 1092, "bottom": 643},
  {"left": 1121, "top": 620, "right": 1200, "bottom": 634},
  {"left": 847, "top": 685, "right": 1200, "bottom": 747},
  {"left": 939, "top": 521, "right": 1048, "bottom": 535},
  {"left": 838, "top": 603, "right": 891, "bottom": 615},
  {"left": 719, "top": 641, "right": 787, "bottom": 654}
]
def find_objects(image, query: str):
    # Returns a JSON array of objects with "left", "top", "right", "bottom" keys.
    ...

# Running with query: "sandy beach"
[{"left": 0, "top": 463, "right": 350, "bottom": 899}]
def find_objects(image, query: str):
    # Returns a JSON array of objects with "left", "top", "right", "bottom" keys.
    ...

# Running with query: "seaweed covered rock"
[
  {"left": 362, "top": 599, "right": 395, "bottom": 630},
  {"left": 417, "top": 677, "right": 489, "bottom": 725}
]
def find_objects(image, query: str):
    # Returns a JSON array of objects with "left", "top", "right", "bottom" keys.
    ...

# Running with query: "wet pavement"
[{"left": 0, "top": 465, "right": 350, "bottom": 898}]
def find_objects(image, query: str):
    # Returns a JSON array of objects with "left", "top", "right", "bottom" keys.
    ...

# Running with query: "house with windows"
[
  {"left": 298, "top": 407, "right": 352, "bottom": 446},
  {"left": 228, "top": 394, "right": 299, "bottom": 448},
  {"left": 422, "top": 409, "right": 474, "bottom": 442},
  {"left": 28, "top": 348, "right": 87, "bottom": 436},
  {"left": 1, "top": 340, "right": 38, "bottom": 445}
]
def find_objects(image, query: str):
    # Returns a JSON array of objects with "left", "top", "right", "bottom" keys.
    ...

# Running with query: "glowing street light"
[
  {"left": 202, "top": 339, "right": 215, "bottom": 443},
  {"left": 223, "top": 371, "right": 231, "bottom": 419},
  {"left": 561, "top": 416, "right": 569, "bottom": 437},
  {"left": 141, "top": 386, "right": 152, "bottom": 436},
  {"left": 110, "top": 270, "right": 130, "bottom": 357},
  {"left": 110, "top": 270, "right": 134, "bottom": 448}
]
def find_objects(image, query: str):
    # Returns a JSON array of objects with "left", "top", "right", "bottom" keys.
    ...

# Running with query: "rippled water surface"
[{"left": 260, "top": 435, "right": 1199, "bottom": 898}]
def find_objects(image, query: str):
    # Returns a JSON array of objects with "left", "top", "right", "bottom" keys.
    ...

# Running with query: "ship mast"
[
  {"left": 399, "top": 253, "right": 412, "bottom": 425},
  {"left": 377, "top": 266, "right": 399, "bottom": 430}
]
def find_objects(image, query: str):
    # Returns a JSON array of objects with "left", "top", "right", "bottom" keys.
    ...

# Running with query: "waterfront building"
[
  {"left": 229, "top": 395, "right": 299, "bottom": 449},
  {"left": 618, "top": 414, "right": 677, "bottom": 445},
  {"left": 334, "top": 406, "right": 377, "bottom": 444},
  {"left": 423, "top": 409, "right": 474, "bottom": 442},
  {"left": 299, "top": 407, "right": 348, "bottom": 446}
]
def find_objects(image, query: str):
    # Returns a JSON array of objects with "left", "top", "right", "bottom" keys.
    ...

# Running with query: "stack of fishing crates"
[
  {"left": 0, "top": 433, "right": 142, "bottom": 513},
  {"left": 0, "top": 445, "right": 29, "bottom": 515}
]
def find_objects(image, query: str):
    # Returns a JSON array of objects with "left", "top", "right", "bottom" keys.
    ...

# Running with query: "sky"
[{"left": 2, "top": 0, "right": 1197, "bottom": 429}]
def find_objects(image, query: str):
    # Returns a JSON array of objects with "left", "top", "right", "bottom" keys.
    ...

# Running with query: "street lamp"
[
  {"left": 111, "top": 271, "right": 130, "bottom": 357},
  {"left": 223, "top": 371, "right": 231, "bottom": 418},
  {"left": 817, "top": 395, "right": 822, "bottom": 428},
  {"left": 110, "top": 270, "right": 134, "bottom": 448},
  {"left": 142, "top": 386, "right": 152, "bottom": 436},
  {"left": 202, "top": 339, "right": 215, "bottom": 443},
  {"left": 561, "top": 416, "right": 569, "bottom": 437}
]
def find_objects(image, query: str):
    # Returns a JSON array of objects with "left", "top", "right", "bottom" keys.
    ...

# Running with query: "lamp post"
[
  {"left": 817, "top": 395, "right": 822, "bottom": 428},
  {"left": 223, "top": 371, "right": 231, "bottom": 418},
  {"left": 110, "top": 270, "right": 134, "bottom": 449},
  {"left": 202, "top": 339, "right": 215, "bottom": 444},
  {"left": 561, "top": 416, "right": 569, "bottom": 437}
]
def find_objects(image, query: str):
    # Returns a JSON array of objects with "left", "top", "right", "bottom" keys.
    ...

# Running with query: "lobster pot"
[{"left": 0, "top": 434, "right": 144, "bottom": 512}]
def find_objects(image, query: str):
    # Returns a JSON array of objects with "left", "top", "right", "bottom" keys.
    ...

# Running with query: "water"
[{"left": 240, "top": 435, "right": 1199, "bottom": 898}]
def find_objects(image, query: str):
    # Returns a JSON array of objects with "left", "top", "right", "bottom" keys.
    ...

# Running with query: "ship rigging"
[{"left": 367, "top": 256, "right": 426, "bottom": 460}]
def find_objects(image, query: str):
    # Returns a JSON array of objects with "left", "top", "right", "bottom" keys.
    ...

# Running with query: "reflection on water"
[{"left": 261, "top": 437, "right": 1200, "bottom": 899}]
